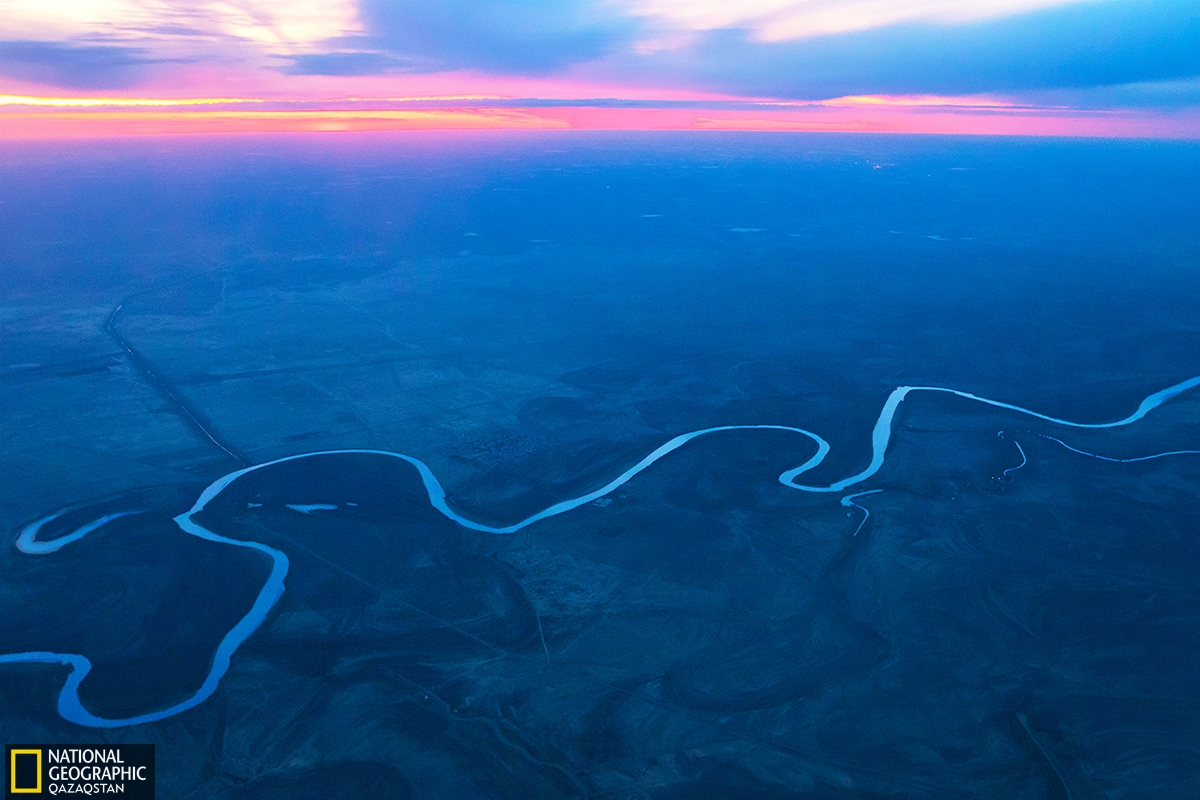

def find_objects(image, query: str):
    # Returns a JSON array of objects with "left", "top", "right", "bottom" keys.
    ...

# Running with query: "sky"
[{"left": 2, "top": 0, "right": 1199, "bottom": 136}]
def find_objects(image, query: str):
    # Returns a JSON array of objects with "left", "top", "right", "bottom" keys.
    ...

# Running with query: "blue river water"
[{"left": 4, "top": 375, "right": 1197, "bottom": 727}]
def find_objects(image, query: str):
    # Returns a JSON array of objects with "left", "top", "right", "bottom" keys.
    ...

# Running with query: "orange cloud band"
[
  {"left": 0, "top": 108, "right": 568, "bottom": 136},
  {"left": 3, "top": 105, "right": 1198, "bottom": 138}
]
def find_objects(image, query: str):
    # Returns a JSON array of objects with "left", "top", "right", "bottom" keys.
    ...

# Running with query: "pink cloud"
[{"left": 4, "top": 95, "right": 1198, "bottom": 139}]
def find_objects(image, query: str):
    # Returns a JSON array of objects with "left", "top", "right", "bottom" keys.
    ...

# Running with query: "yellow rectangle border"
[{"left": 10, "top": 749, "right": 42, "bottom": 793}]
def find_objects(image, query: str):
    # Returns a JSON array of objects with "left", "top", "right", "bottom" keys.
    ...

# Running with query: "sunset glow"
[
  {"left": 6, "top": 101, "right": 1197, "bottom": 139},
  {"left": 1, "top": 0, "right": 1197, "bottom": 138}
]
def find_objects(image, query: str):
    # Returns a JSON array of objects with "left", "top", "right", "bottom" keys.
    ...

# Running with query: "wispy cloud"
[
  {"left": 0, "top": 0, "right": 364, "bottom": 49},
  {"left": 592, "top": 1, "right": 1200, "bottom": 99},
  {"left": 622, "top": 0, "right": 1104, "bottom": 41}
]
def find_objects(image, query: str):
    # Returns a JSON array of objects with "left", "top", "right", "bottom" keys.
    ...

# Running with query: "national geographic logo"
[{"left": 6, "top": 746, "right": 153, "bottom": 798}]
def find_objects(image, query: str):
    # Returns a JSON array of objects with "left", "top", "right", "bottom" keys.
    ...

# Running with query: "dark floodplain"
[{"left": 2, "top": 133, "right": 1199, "bottom": 798}]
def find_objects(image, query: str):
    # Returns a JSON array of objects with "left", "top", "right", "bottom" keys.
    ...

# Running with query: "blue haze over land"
[{"left": 1, "top": 133, "right": 1199, "bottom": 797}]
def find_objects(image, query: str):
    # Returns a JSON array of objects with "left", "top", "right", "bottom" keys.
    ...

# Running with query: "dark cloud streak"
[
  {"left": 283, "top": 50, "right": 422, "bottom": 77},
  {"left": 0, "top": 40, "right": 156, "bottom": 89}
]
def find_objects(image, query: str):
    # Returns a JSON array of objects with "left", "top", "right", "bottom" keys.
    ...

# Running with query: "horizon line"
[{"left": 4, "top": 102, "right": 1199, "bottom": 139}]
